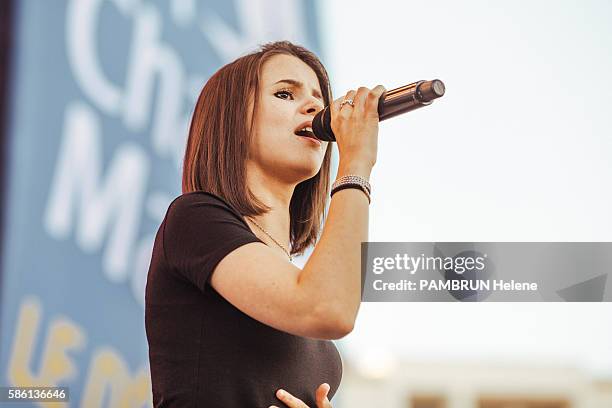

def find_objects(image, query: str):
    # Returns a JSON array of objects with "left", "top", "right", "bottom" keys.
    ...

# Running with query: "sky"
[{"left": 315, "top": 0, "right": 612, "bottom": 379}]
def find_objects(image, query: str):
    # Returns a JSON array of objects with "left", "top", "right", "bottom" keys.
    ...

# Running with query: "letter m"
[{"left": 44, "top": 102, "right": 149, "bottom": 282}]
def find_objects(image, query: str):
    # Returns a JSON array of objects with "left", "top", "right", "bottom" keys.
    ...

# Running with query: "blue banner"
[{"left": 0, "top": 0, "right": 322, "bottom": 406}]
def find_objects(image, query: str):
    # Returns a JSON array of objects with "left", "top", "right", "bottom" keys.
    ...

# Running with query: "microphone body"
[{"left": 312, "top": 79, "right": 445, "bottom": 142}]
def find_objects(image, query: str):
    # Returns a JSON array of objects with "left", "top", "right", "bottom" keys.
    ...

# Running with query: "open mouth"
[{"left": 294, "top": 126, "right": 321, "bottom": 144}]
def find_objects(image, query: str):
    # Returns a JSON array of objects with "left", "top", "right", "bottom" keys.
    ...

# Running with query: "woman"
[{"left": 145, "top": 40, "right": 384, "bottom": 407}]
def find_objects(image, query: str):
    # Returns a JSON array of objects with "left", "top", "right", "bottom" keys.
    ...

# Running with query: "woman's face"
[{"left": 248, "top": 54, "right": 329, "bottom": 183}]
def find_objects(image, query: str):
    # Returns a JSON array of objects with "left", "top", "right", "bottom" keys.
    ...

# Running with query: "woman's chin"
[{"left": 282, "top": 160, "right": 323, "bottom": 183}]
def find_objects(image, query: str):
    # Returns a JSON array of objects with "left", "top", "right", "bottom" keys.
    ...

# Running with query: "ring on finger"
[{"left": 340, "top": 99, "right": 355, "bottom": 108}]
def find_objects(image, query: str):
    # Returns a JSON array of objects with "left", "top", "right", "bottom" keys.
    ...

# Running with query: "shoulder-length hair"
[{"left": 182, "top": 41, "right": 334, "bottom": 256}]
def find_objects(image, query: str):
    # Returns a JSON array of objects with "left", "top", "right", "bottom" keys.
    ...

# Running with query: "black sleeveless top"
[{"left": 145, "top": 191, "right": 343, "bottom": 407}]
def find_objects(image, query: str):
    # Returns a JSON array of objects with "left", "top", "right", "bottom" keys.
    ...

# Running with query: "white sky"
[{"left": 315, "top": 0, "right": 612, "bottom": 378}]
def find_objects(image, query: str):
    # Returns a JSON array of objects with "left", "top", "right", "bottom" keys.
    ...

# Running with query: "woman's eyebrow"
[{"left": 273, "top": 79, "right": 323, "bottom": 101}]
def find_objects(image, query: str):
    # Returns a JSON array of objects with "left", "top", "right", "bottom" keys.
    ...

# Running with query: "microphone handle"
[{"left": 312, "top": 79, "right": 445, "bottom": 142}]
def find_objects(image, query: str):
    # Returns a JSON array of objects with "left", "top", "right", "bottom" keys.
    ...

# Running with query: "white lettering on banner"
[
  {"left": 43, "top": 102, "right": 149, "bottom": 283},
  {"left": 50, "top": 0, "right": 311, "bottom": 306},
  {"left": 67, "top": 0, "right": 188, "bottom": 164},
  {"left": 170, "top": 0, "right": 196, "bottom": 27},
  {"left": 200, "top": 0, "right": 307, "bottom": 60},
  {"left": 123, "top": 3, "right": 185, "bottom": 161},
  {"left": 66, "top": 0, "right": 124, "bottom": 115}
]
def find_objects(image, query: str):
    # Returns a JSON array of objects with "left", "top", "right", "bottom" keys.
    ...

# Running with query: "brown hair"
[{"left": 182, "top": 41, "right": 333, "bottom": 256}]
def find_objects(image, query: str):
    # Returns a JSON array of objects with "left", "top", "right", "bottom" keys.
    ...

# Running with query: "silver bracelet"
[{"left": 331, "top": 175, "right": 372, "bottom": 203}]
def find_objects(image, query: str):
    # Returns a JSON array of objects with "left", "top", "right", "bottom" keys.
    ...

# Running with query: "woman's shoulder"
[
  {"left": 171, "top": 190, "right": 231, "bottom": 207},
  {"left": 167, "top": 190, "right": 245, "bottom": 224}
]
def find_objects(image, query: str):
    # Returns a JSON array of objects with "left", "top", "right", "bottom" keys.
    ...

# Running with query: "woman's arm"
[
  {"left": 210, "top": 86, "right": 384, "bottom": 340},
  {"left": 296, "top": 159, "right": 372, "bottom": 335}
]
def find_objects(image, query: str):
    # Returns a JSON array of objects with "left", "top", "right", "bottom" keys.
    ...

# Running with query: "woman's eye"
[{"left": 274, "top": 90, "right": 294, "bottom": 100}]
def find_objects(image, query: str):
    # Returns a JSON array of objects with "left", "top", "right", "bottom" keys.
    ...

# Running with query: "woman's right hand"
[
  {"left": 269, "top": 383, "right": 333, "bottom": 408},
  {"left": 329, "top": 85, "right": 386, "bottom": 170}
]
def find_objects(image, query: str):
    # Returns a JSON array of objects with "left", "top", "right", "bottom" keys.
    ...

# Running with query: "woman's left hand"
[{"left": 268, "top": 383, "right": 333, "bottom": 408}]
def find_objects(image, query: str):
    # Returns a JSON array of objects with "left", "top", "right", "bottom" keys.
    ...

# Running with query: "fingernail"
[{"left": 277, "top": 389, "right": 285, "bottom": 398}]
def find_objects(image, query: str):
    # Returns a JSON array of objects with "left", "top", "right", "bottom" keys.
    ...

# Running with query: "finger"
[
  {"left": 330, "top": 95, "right": 343, "bottom": 115},
  {"left": 364, "top": 84, "right": 386, "bottom": 118},
  {"left": 330, "top": 91, "right": 352, "bottom": 122},
  {"left": 315, "top": 383, "right": 332, "bottom": 408},
  {"left": 276, "top": 389, "right": 309, "bottom": 408},
  {"left": 330, "top": 89, "right": 355, "bottom": 139},
  {"left": 332, "top": 89, "right": 355, "bottom": 109},
  {"left": 338, "top": 89, "right": 356, "bottom": 120},
  {"left": 352, "top": 86, "right": 372, "bottom": 117}
]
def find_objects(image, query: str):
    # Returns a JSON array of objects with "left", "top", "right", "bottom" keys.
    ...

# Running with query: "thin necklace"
[{"left": 247, "top": 217, "right": 293, "bottom": 262}]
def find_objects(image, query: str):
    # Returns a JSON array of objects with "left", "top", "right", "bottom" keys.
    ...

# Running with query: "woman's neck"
[{"left": 244, "top": 163, "right": 296, "bottom": 252}]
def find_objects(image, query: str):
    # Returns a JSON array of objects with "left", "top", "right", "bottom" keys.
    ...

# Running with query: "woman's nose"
[{"left": 302, "top": 97, "right": 324, "bottom": 115}]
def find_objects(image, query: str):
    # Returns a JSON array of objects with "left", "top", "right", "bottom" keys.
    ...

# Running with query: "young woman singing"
[{"left": 145, "top": 40, "right": 384, "bottom": 407}]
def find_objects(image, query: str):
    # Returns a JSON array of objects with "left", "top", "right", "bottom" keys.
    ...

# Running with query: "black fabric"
[{"left": 145, "top": 191, "right": 343, "bottom": 407}]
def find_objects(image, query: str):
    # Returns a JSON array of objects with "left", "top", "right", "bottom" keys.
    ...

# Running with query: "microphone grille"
[{"left": 419, "top": 79, "right": 446, "bottom": 101}]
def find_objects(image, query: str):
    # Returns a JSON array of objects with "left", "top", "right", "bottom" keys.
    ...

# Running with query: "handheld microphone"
[{"left": 312, "top": 79, "right": 445, "bottom": 142}]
